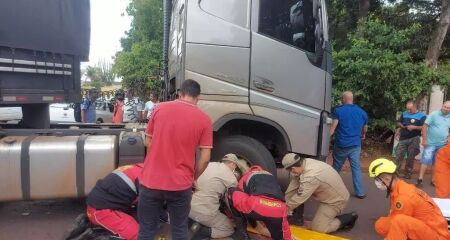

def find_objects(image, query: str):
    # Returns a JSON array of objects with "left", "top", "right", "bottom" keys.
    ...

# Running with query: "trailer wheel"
[{"left": 213, "top": 135, "right": 276, "bottom": 175}]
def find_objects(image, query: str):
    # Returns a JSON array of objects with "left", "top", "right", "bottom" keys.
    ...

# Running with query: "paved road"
[{"left": 0, "top": 172, "right": 436, "bottom": 240}]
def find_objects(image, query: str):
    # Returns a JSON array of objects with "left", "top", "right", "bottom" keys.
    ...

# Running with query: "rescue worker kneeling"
[
  {"left": 282, "top": 153, "right": 358, "bottom": 233},
  {"left": 227, "top": 165, "right": 292, "bottom": 240},
  {"left": 77, "top": 164, "right": 144, "bottom": 240},
  {"left": 189, "top": 153, "right": 249, "bottom": 239},
  {"left": 369, "top": 158, "right": 450, "bottom": 240}
]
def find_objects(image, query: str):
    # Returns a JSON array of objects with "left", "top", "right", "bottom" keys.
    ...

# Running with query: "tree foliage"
[
  {"left": 113, "top": 0, "right": 163, "bottom": 99},
  {"left": 83, "top": 60, "right": 116, "bottom": 88},
  {"left": 333, "top": 18, "right": 450, "bottom": 132}
]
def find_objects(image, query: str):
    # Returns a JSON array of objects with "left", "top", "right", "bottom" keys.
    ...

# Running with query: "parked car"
[
  {"left": 49, "top": 103, "right": 75, "bottom": 122},
  {"left": 0, "top": 104, "right": 75, "bottom": 123},
  {"left": 0, "top": 107, "right": 22, "bottom": 122}
]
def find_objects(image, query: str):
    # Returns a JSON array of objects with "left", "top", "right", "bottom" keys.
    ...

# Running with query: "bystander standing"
[
  {"left": 394, "top": 101, "right": 426, "bottom": 179},
  {"left": 330, "top": 91, "right": 368, "bottom": 199},
  {"left": 417, "top": 101, "right": 450, "bottom": 187},
  {"left": 81, "top": 88, "right": 98, "bottom": 123},
  {"left": 137, "top": 80, "right": 213, "bottom": 240}
]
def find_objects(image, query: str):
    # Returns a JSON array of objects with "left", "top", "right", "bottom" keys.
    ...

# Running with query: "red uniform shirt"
[{"left": 141, "top": 100, "right": 213, "bottom": 191}]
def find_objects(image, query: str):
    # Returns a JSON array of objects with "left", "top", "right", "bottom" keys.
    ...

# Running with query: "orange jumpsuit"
[
  {"left": 435, "top": 144, "right": 450, "bottom": 198},
  {"left": 375, "top": 180, "right": 450, "bottom": 240}
]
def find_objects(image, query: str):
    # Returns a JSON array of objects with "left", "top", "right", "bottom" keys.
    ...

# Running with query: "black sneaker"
[
  {"left": 337, "top": 212, "right": 359, "bottom": 231},
  {"left": 416, "top": 179, "right": 423, "bottom": 187},
  {"left": 355, "top": 194, "right": 366, "bottom": 199}
]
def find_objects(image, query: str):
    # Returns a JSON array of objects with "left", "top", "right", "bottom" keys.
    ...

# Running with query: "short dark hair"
[
  {"left": 151, "top": 91, "right": 159, "bottom": 99},
  {"left": 180, "top": 80, "right": 201, "bottom": 97}
]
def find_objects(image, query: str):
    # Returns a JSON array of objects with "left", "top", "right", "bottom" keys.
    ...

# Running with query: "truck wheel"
[{"left": 213, "top": 135, "right": 276, "bottom": 175}]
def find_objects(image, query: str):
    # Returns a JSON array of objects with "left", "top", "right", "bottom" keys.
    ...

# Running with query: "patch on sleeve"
[{"left": 395, "top": 201, "right": 403, "bottom": 210}]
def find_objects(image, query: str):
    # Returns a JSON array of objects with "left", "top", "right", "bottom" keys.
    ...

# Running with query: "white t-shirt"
[{"left": 144, "top": 101, "right": 155, "bottom": 118}]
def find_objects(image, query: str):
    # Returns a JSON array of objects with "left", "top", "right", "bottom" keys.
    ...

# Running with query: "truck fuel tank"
[{"left": 0, "top": 135, "right": 117, "bottom": 201}]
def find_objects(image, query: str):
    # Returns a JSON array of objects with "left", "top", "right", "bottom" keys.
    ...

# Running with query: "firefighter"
[
  {"left": 65, "top": 164, "right": 145, "bottom": 240},
  {"left": 189, "top": 153, "right": 249, "bottom": 239},
  {"left": 434, "top": 144, "right": 450, "bottom": 198},
  {"left": 369, "top": 158, "right": 450, "bottom": 240},
  {"left": 227, "top": 165, "right": 292, "bottom": 240},
  {"left": 282, "top": 153, "right": 357, "bottom": 233}
]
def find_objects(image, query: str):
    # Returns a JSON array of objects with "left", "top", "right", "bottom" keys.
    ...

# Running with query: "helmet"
[
  {"left": 282, "top": 153, "right": 302, "bottom": 169},
  {"left": 368, "top": 158, "right": 397, "bottom": 178},
  {"left": 222, "top": 153, "right": 249, "bottom": 174}
]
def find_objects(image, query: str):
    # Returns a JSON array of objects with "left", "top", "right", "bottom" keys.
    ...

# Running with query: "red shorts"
[{"left": 87, "top": 205, "right": 138, "bottom": 240}]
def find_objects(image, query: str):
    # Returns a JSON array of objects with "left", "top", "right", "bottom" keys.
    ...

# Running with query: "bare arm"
[
  {"left": 421, "top": 124, "right": 428, "bottom": 146},
  {"left": 330, "top": 119, "right": 339, "bottom": 136},
  {"left": 362, "top": 125, "right": 368, "bottom": 139},
  {"left": 194, "top": 148, "right": 211, "bottom": 180},
  {"left": 396, "top": 122, "right": 405, "bottom": 129},
  {"left": 145, "top": 135, "right": 152, "bottom": 148},
  {"left": 406, "top": 125, "right": 423, "bottom": 131}
]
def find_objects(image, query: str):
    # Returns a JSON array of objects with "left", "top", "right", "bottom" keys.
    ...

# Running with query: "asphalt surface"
[{"left": 0, "top": 172, "right": 436, "bottom": 240}]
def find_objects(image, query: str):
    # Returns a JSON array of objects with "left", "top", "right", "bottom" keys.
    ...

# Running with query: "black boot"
[
  {"left": 288, "top": 204, "right": 304, "bottom": 226},
  {"left": 64, "top": 213, "right": 90, "bottom": 240},
  {"left": 70, "top": 228, "right": 96, "bottom": 240},
  {"left": 229, "top": 229, "right": 250, "bottom": 240},
  {"left": 190, "top": 222, "right": 212, "bottom": 240},
  {"left": 336, "top": 212, "right": 358, "bottom": 230}
]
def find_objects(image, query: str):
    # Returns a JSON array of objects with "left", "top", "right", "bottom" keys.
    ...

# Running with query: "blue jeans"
[
  {"left": 138, "top": 186, "right": 192, "bottom": 240},
  {"left": 332, "top": 145, "right": 364, "bottom": 196},
  {"left": 421, "top": 145, "right": 443, "bottom": 165}
]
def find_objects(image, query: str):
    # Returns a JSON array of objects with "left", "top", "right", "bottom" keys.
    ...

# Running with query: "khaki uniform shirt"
[
  {"left": 285, "top": 158, "right": 349, "bottom": 214},
  {"left": 191, "top": 162, "right": 237, "bottom": 215}
]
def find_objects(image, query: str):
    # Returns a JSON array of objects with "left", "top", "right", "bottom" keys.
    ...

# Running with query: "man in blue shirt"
[
  {"left": 417, "top": 101, "right": 450, "bottom": 186},
  {"left": 330, "top": 91, "right": 368, "bottom": 199},
  {"left": 395, "top": 101, "right": 426, "bottom": 179},
  {"left": 81, "top": 88, "right": 98, "bottom": 123}
]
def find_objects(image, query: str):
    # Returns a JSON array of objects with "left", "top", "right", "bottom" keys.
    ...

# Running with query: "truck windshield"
[{"left": 259, "top": 0, "right": 318, "bottom": 53}]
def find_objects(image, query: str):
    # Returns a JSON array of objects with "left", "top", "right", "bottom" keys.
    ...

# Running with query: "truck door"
[
  {"left": 249, "top": 0, "right": 330, "bottom": 156},
  {"left": 184, "top": 0, "right": 251, "bottom": 99}
]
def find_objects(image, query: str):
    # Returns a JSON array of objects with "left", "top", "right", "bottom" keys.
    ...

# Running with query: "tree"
[
  {"left": 113, "top": 0, "right": 163, "bottom": 99},
  {"left": 97, "top": 60, "right": 116, "bottom": 86},
  {"left": 83, "top": 60, "right": 116, "bottom": 88},
  {"left": 327, "top": 0, "right": 383, "bottom": 49},
  {"left": 85, "top": 65, "right": 101, "bottom": 82},
  {"left": 426, "top": 0, "right": 450, "bottom": 68},
  {"left": 332, "top": 18, "right": 448, "bottom": 133}
]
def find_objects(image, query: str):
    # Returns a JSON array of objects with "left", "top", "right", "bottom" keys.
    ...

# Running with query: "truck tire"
[{"left": 213, "top": 135, "right": 276, "bottom": 175}]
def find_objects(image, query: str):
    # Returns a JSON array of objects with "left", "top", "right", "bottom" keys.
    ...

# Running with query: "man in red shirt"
[{"left": 138, "top": 80, "right": 213, "bottom": 240}]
